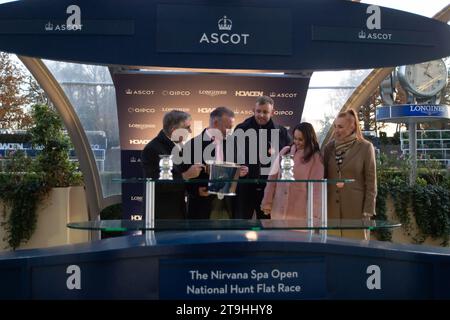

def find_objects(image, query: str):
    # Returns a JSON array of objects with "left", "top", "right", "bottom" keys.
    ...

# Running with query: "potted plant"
[{"left": 0, "top": 104, "right": 86, "bottom": 250}]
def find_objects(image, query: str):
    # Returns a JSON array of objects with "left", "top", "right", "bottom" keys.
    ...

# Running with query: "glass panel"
[
  {"left": 68, "top": 219, "right": 401, "bottom": 231},
  {"left": 43, "top": 60, "right": 121, "bottom": 198}
]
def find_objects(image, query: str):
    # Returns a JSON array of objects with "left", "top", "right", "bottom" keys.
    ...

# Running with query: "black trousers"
[{"left": 233, "top": 183, "right": 271, "bottom": 219}]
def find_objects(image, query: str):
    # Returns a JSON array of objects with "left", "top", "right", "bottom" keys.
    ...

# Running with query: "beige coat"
[{"left": 323, "top": 139, "right": 377, "bottom": 219}]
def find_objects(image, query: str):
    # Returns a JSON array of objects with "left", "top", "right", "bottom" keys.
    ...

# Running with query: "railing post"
[
  {"left": 320, "top": 179, "right": 328, "bottom": 242},
  {"left": 145, "top": 179, "right": 155, "bottom": 230}
]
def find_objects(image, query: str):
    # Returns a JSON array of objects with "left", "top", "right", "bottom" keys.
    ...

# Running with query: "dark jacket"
[
  {"left": 141, "top": 130, "right": 186, "bottom": 219},
  {"left": 233, "top": 116, "right": 291, "bottom": 179},
  {"left": 182, "top": 129, "right": 232, "bottom": 219},
  {"left": 232, "top": 116, "right": 291, "bottom": 219}
]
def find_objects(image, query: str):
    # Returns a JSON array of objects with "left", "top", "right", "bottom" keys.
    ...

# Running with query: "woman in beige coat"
[
  {"left": 261, "top": 122, "right": 324, "bottom": 221},
  {"left": 323, "top": 110, "right": 376, "bottom": 239}
]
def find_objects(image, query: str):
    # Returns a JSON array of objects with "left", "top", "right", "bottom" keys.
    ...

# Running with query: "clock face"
[{"left": 401, "top": 59, "right": 448, "bottom": 97}]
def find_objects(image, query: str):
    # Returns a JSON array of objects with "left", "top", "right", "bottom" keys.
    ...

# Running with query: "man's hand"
[
  {"left": 198, "top": 186, "right": 209, "bottom": 197},
  {"left": 239, "top": 165, "right": 249, "bottom": 177},
  {"left": 182, "top": 164, "right": 204, "bottom": 180}
]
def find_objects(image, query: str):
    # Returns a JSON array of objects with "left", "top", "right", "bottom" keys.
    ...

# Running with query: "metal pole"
[
  {"left": 320, "top": 180, "right": 328, "bottom": 242},
  {"left": 145, "top": 179, "right": 155, "bottom": 230},
  {"left": 307, "top": 182, "right": 314, "bottom": 238},
  {"left": 409, "top": 121, "right": 417, "bottom": 186}
]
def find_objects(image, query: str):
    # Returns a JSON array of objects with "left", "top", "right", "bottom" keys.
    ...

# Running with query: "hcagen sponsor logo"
[
  {"left": 235, "top": 90, "right": 264, "bottom": 97},
  {"left": 129, "top": 139, "right": 150, "bottom": 145},
  {"left": 358, "top": 5, "right": 392, "bottom": 41},
  {"left": 197, "top": 107, "right": 217, "bottom": 114},
  {"left": 199, "top": 16, "right": 250, "bottom": 45},
  {"left": 45, "top": 5, "right": 83, "bottom": 32}
]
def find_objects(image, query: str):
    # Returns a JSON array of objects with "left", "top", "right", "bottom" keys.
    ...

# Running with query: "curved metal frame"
[{"left": 18, "top": 56, "right": 121, "bottom": 220}]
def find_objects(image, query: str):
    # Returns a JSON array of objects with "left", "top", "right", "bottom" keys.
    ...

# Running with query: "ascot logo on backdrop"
[
  {"left": 45, "top": 5, "right": 83, "bottom": 32},
  {"left": 269, "top": 92, "right": 298, "bottom": 98},
  {"left": 358, "top": 5, "right": 392, "bottom": 41},
  {"left": 199, "top": 16, "right": 250, "bottom": 46},
  {"left": 125, "top": 89, "right": 156, "bottom": 95}
]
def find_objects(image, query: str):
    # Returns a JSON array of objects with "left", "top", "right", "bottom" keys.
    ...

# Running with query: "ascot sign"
[{"left": 199, "top": 16, "right": 250, "bottom": 45}]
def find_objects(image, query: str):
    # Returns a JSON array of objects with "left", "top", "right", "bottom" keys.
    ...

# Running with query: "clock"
[{"left": 397, "top": 59, "right": 448, "bottom": 98}]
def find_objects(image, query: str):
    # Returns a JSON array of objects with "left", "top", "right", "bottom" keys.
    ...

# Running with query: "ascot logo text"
[
  {"left": 200, "top": 16, "right": 250, "bottom": 45},
  {"left": 45, "top": 5, "right": 83, "bottom": 32},
  {"left": 125, "top": 89, "right": 156, "bottom": 95}
]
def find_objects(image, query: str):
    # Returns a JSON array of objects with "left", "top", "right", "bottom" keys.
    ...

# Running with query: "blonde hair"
[{"left": 336, "top": 109, "right": 364, "bottom": 140}]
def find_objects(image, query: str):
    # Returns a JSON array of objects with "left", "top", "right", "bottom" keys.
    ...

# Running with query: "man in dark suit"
[
  {"left": 233, "top": 96, "right": 291, "bottom": 219},
  {"left": 142, "top": 110, "right": 203, "bottom": 219},
  {"left": 183, "top": 107, "right": 248, "bottom": 219}
]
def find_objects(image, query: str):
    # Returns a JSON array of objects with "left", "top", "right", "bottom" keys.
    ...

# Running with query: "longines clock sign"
[{"left": 0, "top": 0, "right": 449, "bottom": 70}]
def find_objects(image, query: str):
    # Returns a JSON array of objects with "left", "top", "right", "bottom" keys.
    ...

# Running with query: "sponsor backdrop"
[{"left": 113, "top": 72, "right": 310, "bottom": 219}]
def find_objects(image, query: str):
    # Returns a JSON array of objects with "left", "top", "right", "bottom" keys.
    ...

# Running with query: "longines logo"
[
  {"left": 199, "top": 90, "right": 228, "bottom": 97},
  {"left": 45, "top": 5, "right": 83, "bottom": 32},
  {"left": 162, "top": 107, "right": 191, "bottom": 112},
  {"left": 269, "top": 92, "right": 298, "bottom": 98},
  {"left": 125, "top": 89, "right": 156, "bottom": 95},
  {"left": 410, "top": 105, "right": 446, "bottom": 116},
  {"left": 129, "top": 139, "right": 150, "bottom": 145},
  {"left": 274, "top": 110, "right": 294, "bottom": 116},
  {"left": 235, "top": 90, "right": 264, "bottom": 97},
  {"left": 358, "top": 5, "right": 392, "bottom": 41},
  {"left": 131, "top": 196, "right": 143, "bottom": 202},
  {"left": 199, "top": 16, "right": 250, "bottom": 45},
  {"left": 129, "top": 123, "right": 156, "bottom": 130},
  {"left": 128, "top": 107, "right": 156, "bottom": 113}
]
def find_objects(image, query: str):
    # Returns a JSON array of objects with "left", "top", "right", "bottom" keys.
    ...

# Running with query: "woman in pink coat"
[{"left": 261, "top": 122, "right": 324, "bottom": 221}]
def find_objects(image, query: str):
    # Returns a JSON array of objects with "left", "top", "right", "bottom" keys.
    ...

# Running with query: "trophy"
[
  {"left": 159, "top": 155, "right": 173, "bottom": 180},
  {"left": 280, "top": 154, "right": 295, "bottom": 180}
]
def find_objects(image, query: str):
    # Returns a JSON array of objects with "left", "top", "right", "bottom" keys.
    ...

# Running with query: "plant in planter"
[{"left": 0, "top": 104, "right": 83, "bottom": 249}]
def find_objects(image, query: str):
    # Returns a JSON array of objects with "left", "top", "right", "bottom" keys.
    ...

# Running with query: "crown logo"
[
  {"left": 358, "top": 30, "right": 366, "bottom": 39},
  {"left": 125, "top": 89, "right": 133, "bottom": 95},
  {"left": 218, "top": 16, "right": 232, "bottom": 31},
  {"left": 45, "top": 21, "right": 54, "bottom": 31}
]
